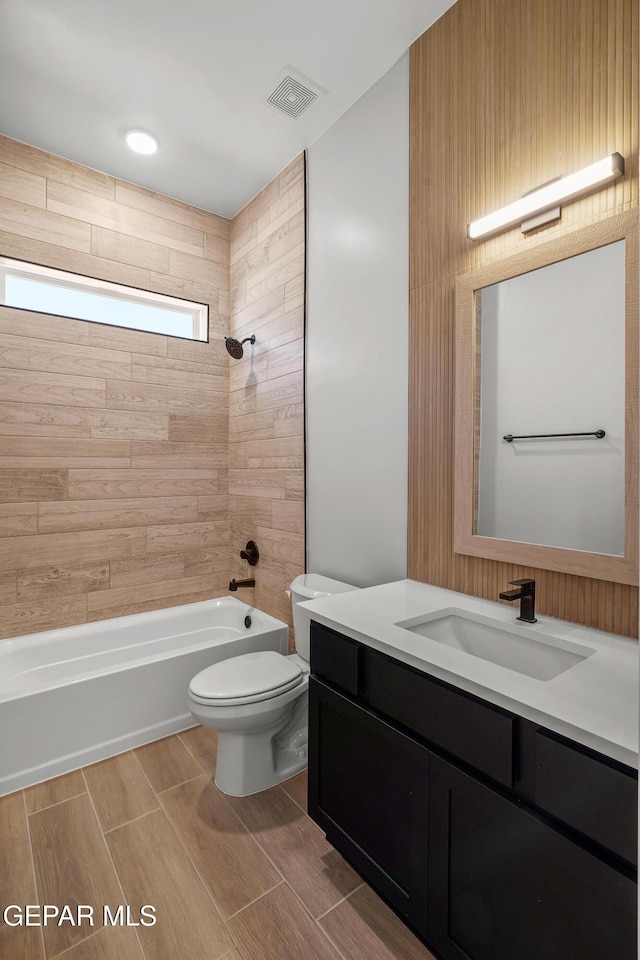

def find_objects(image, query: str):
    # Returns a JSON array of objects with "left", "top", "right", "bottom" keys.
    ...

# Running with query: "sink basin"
[{"left": 395, "top": 608, "right": 595, "bottom": 680}]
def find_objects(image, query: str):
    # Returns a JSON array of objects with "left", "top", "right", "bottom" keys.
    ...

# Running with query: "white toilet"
[{"left": 188, "top": 574, "right": 358, "bottom": 796}]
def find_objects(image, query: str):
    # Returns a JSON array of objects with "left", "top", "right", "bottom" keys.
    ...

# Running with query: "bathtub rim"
[{"left": 0, "top": 595, "right": 288, "bottom": 704}]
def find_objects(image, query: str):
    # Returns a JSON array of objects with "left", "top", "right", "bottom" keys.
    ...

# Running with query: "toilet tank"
[{"left": 290, "top": 574, "right": 359, "bottom": 661}]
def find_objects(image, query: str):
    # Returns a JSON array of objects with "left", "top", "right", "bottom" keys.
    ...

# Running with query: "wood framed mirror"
[{"left": 454, "top": 209, "right": 638, "bottom": 585}]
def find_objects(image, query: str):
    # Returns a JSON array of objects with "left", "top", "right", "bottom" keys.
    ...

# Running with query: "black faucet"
[
  {"left": 499, "top": 578, "right": 537, "bottom": 623},
  {"left": 229, "top": 578, "right": 255, "bottom": 591}
]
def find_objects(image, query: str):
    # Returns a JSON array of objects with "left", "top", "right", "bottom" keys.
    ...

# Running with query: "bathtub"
[{"left": 0, "top": 597, "right": 288, "bottom": 796}]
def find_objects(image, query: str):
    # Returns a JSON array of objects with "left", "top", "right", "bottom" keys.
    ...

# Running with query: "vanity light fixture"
[
  {"left": 125, "top": 129, "right": 159, "bottom": 155},
  {"left": 467, "top": 152, "right": 624, "bottom": 240}
]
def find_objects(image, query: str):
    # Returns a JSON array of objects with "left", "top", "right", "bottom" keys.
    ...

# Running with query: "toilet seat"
[{"left": 189, "top": 651, "right": 304, "bottom": 707}]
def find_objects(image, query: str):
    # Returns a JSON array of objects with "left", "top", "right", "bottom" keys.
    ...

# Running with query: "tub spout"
[{"left": 229, "top": 578, "right": 255, "bottom": 591}]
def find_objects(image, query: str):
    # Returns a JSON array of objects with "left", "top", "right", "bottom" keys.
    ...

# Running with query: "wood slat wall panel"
[
  {"left": 0, "top": 137, "right": 231, "bottom": 636},
  {"left": 409, "top": 0, "right": 639, "bottom": 635},
  {"left": 230, "top": 154, "right": 305, "bottom": 642}
]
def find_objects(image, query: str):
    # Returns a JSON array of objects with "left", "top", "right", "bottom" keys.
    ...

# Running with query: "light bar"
[{"left": 467, "top": 153, "right": 624, "bottom": 240}]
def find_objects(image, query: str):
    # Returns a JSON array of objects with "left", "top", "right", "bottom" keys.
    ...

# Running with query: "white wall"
[
  {"left": 306, "top": 55, "right": 409, "bottom": 587},
  {"left": 478, "top": 240, "right": 625, "bottom": 555}
]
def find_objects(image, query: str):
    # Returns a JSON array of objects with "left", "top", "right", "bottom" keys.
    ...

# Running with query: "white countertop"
[{"left": 301, "top": 579, "right": 639, "bottom": 769}]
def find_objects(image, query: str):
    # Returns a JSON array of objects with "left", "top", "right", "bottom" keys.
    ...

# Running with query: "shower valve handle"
[{"left": 240, "top": 540, "right": 259, "bottom": 566}]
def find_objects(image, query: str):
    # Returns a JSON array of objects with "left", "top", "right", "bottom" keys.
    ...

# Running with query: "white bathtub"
[{"left": 0, "top": 597, "right": 288, "bottom": 796}]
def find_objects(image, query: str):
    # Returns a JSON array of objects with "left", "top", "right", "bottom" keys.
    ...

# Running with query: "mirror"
[
  {"left": 454, "top": 210, "right": 638, "bottom": 585},
  {"left": 478, "top": 241, "right": 625, "bottom": 555}
]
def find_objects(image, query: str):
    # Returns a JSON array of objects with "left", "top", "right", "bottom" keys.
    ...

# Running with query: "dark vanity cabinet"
[
  {"left": 308, "top": 621, "right": 638, "bottom": 960},
  {"left": 310, "top": 681, "right": 430, "bottom": 934}
]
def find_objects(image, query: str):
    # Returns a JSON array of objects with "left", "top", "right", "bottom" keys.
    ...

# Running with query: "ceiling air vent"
[{"left": 265, "top": 68, "right": 324, "bottom": 119}]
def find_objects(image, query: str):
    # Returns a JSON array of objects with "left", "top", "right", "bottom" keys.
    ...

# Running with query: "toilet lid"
[{"left": 189, "top": 651, "right": 303, "bottom": 704}]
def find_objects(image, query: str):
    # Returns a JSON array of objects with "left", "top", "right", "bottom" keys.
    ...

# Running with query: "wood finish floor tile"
[
  {"left": 226, "top": 785, "right": 360, "bottom": 919},
  {"left": 25, "top": 768, "right": 86, "bottom": 814},
  {"left": 227, "top": 883, "right": 339, "bottom": 960},
  {"left": 281, "top": 770, "right": 308, "bottom": 812},
  {"left": 106, "top": 809, "right": 234, "bottom": 960},
  {"left": 52, "top": 925, "right": 144, "bottom": 960},
  {"left": 0, "top": 791, "right": 44, "bottom": 960},
  {"left": 159, "top": 775, "right": 281, "bottom": 919},
  {"left": 83, "top": 751, "right": 159, "bottom": 832},
  {"left": 178, "top": 724, "right": 219, "bottom": 777},
  {"left": 133, "top": 734, "right": 203, "bottom": 792},
  {"left": 29, "top": 794, "right": 124, "bottom": 957},
  {"left": 319, "top": 884, "right": 437, "bottom": 960},
  {"left": 11, "top": 741, "right": 434, "bottom": 960}
]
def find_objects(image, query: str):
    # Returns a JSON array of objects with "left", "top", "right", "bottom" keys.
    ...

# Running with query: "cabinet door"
[
  {"left": 309, "top": 678, "right": 429, "bottom": 936},
  {"left": 428, "top": 754, "right": 637, "bottom": 960}
]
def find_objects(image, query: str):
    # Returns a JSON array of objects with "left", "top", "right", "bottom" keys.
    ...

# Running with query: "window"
[{"left": 0, "top": 257, "right": 208, "bottom": 341}]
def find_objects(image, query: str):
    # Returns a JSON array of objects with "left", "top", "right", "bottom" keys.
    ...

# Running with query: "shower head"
[{"left": 225, "top": 335, "right": 255, "bottom": 360}]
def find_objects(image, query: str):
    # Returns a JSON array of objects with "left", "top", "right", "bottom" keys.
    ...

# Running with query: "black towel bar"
[{"left": 503, "top": 429, "right": 606, "bottom": 442}]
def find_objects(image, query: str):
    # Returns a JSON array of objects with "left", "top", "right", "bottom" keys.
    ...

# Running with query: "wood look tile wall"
[
  {"left": 409, "top": 0, "right": 639, "bottom": 635},
  {"left": 229, "top": 155, "right": 306, "bottom": 636},
  {"left": 0, "top": 136, "right": 232, "bottom": 637}
]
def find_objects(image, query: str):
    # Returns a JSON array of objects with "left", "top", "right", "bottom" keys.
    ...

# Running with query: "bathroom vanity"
[{"left": 302, "top": 581, "right": 638, "bottom": 960}]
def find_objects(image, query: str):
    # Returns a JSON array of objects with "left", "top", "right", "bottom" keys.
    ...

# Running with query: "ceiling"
[{"left": 0, "top": 0, "right": 455, "bottom": 218}]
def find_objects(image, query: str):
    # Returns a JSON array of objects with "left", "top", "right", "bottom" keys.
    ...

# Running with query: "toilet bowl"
[{"left": 188, "top": 574, "right": 358, "bottom": 796}]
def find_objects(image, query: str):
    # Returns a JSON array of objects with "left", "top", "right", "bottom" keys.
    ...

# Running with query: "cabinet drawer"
[
  {"left": 310, "top": 621, "right": 360, "bottom": 696},
  {"left": 534, "top": 731, "right": 638, "bottom": 865},
  {"left": 364, "top": 649, "right": 515, "bottom": 787}
]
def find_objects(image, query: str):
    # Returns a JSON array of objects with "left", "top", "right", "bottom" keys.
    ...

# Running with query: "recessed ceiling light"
[{"left": 125, "top": 130, "right": 159, "bottom": 155}]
